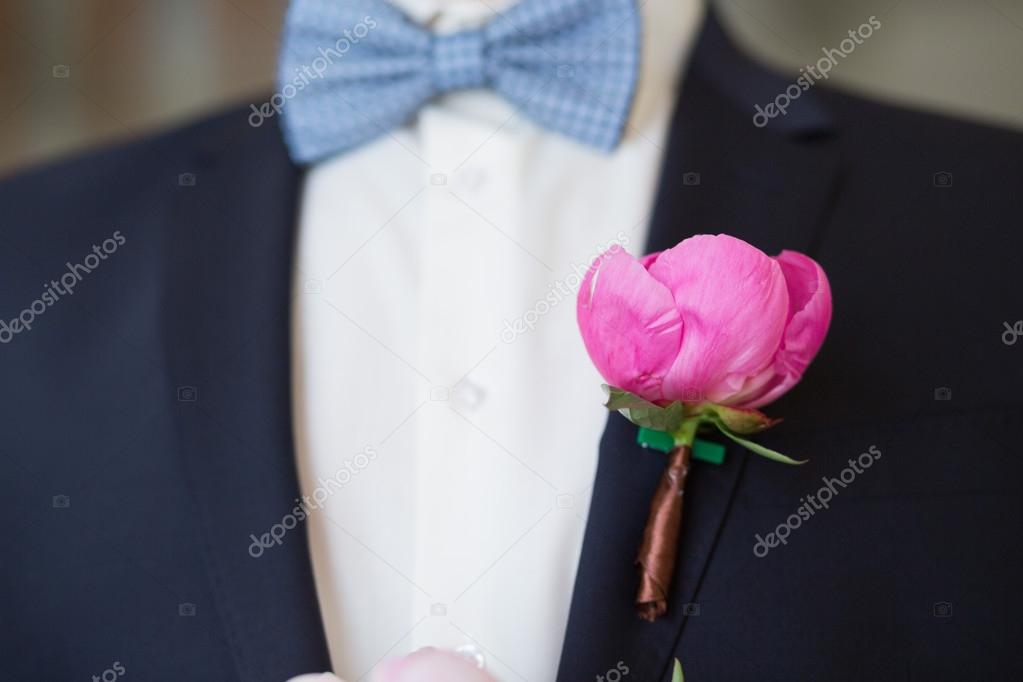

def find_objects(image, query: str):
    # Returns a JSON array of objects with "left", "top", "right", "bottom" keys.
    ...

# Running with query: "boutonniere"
[{"left": 577, "top": 234, "right": 832, "bottom": 620}]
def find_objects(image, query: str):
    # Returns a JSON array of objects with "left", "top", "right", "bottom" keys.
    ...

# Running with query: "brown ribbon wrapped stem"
[{"left": 635, "top": 443, "right": 691, "bottom": 621}]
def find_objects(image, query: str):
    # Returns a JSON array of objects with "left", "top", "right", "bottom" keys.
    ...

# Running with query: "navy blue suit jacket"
[{"left": 2, "top": 12, "right": 1022, "bottom": 682}]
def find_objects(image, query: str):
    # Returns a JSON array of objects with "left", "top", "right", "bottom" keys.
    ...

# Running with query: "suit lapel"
[
  {"left": 160, "top": 113, "right": 331, "bottom": 681},
  {"left": 558, "top": 11, "right": 844, "bottom": 681}
]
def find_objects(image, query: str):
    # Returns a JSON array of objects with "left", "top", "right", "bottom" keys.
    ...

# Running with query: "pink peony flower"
[{"left": 577, "top": 234, "right": 831, "bottom": 408}]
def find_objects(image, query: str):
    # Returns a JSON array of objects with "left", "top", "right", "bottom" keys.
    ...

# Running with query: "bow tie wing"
[
  {"left": 486, "top": 0, "right": 640, "bottom": 151},
  {"left": 278, "top": 0, "right": 435, "bottom": 162}
]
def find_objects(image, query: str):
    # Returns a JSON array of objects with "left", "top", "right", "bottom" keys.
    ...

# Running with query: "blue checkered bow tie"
[{"left": 277, "top": 0, "right": 640, "bottom": 163}]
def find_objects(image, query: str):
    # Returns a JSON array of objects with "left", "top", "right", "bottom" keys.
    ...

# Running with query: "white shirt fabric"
[{"left": 290, "top": 1, "right": 703, "bottom": 679}]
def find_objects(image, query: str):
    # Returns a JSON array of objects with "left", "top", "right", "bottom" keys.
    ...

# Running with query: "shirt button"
[
  {"left": 458, "top": 166, "right": 488, "bottom": 192},
  {"left": 455, "top": 643, "right": 486, "bottom": 669},
  {"left": 453, "top": 379, "right": 486, "bottom": 409}
]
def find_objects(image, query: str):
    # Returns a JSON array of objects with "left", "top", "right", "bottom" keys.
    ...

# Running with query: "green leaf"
[
  {"left": 603, "top": 385, "right": 660, "bottom": 412},
  {"left": 603, "top": 386, "right": 685, "bottom": 433},
  {"left": 693, "top": 403, "right": 779, "bottom": 434},
  {"left": 711, "top": 418, "right": 807, "bottom": 465},
  {"left": 672, "top": 658, "right": 684, "bottom": 682}
]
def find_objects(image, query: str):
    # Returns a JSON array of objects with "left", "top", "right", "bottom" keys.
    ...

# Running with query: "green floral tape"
[{"left": 636, "top": 427, "right": 726, "bottom": 465}]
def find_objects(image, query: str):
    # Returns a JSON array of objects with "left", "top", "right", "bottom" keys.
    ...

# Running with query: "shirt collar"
[{"left": 391, "top": 0, "right": 516, "bottom": 30}]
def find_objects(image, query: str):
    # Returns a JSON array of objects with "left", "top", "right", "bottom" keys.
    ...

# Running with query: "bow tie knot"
[{"left": 431, "top": 30, "right": 488, "bottom": 92}]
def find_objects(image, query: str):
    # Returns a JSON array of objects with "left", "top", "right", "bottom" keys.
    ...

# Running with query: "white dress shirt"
[{"left": 291, "top": 1, "right": 703, "bottom": 679}]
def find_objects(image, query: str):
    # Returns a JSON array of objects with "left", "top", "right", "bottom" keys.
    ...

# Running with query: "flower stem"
[
  {"left": 672, "top": 417, "right": 700, "bottom": 448},
  {"left": 635, "top": 427, "right": 694, "bottom": 621}
]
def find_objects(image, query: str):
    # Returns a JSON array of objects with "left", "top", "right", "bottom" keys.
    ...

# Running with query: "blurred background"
[{"left": 2, "top": 0, "right": 1022, "bottom": 175}]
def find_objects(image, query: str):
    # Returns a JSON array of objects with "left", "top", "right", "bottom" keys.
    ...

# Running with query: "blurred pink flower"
[
  {"left": 286, "top": 673, "right": 345, "bottom": 682},
  {"left": 577, "top": 234, "right": 831, "bottom": 408},
  {"left": 372, "top": 648, "right": 496, "bottom": 682},
  {"left": 286, "top": 649, "right": 494, "bottom": 682}
]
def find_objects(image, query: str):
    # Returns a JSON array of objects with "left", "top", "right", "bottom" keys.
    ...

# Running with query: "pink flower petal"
[
  {"left": 639, "top": 250, "right": 662, "bottom": 269},
  {"left": 647, "top": 234, "right": 789, "bottom": 403},
  {"left": 577, "top": 247, "right": 683, "bottom": 401},
  {"left": 741, "top": 250, "right": 832, "bottom": 408}
]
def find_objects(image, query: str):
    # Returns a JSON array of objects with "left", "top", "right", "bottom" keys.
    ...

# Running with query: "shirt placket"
[{"left": 412, "top": 98, "right": 524, "bottom": 656}]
